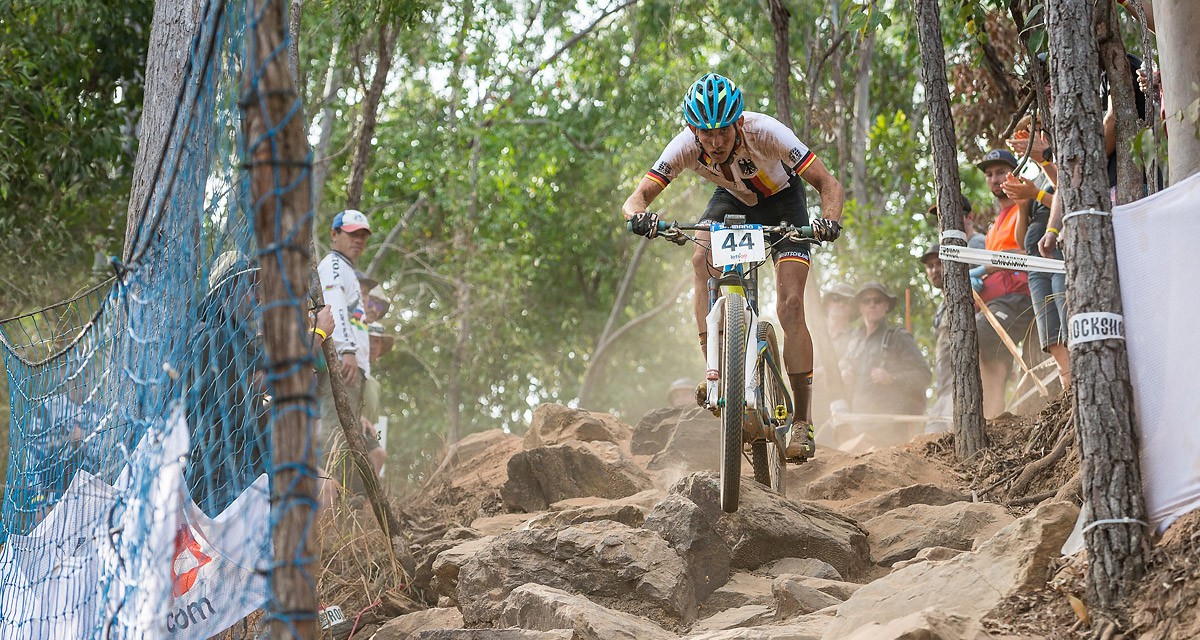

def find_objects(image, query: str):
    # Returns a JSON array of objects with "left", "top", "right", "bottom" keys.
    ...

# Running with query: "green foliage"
[
  {"left": 7, "top": 0, "right": 1022, "bottom": 493},
  {"left": 0, "top": 0, "right": 150, "bottom": 317}
]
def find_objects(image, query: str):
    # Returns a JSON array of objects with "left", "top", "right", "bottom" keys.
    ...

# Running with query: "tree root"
[
  {"left": 1055, "top": 470, "right": 1082, "bottom": 503},
  {"left": 1007, "top": 429, "right": 1072, "bottom": 499}
]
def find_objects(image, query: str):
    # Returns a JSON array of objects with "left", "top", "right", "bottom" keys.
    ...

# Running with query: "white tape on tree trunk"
[
  {"left": 938, "top": 245, "right": 1066, "bottom": 274},
  {"left": 1067, "top": 312, "right": 1125, "bottom": 348}
]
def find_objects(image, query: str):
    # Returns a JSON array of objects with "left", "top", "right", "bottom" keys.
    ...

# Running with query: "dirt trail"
[{"left": 311, "top": 400, "right": 1197, "bottom": 640}]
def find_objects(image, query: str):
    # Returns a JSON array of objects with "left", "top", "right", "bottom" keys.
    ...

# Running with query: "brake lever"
[{"left": 662, "top": 228, "right": 689, "bottom": 246}]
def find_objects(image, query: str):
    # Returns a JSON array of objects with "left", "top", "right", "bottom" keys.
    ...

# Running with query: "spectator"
[
  {"left": 366, "top": 292, "right": 392, "bottom": 324},
  {"left": 317, "top": 209, "right": 372, "bottom": 453},
  {"left": 920, "top": 243, "right": 953, "bottom": 432},
  {"left": 1004, "top": 120, "right": 1070, "bottom": 387},
  {"left": 839, "top": 283, "right": 930, "bottom": 416},
  {"left": 823, "top": 283, "right": 857, "bottom": 359},
  {"left": 928, "top": 194, "right": 986, "bottom": 250},
  {"left": 974, "top": 149, "right": 1035, "bottom": 418}
]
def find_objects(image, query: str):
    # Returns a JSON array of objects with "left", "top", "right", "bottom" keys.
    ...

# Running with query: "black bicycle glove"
[
  {"left": 812, "top": 218, "right": 842, "bottom": 242},
  {"left": 630, "top": 212, "right": 660, "bottom": 238}
]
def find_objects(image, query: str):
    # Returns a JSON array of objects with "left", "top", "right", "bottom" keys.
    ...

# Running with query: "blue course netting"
[{"left": 0, "top": 0, "right": 318, "bottom": 637}]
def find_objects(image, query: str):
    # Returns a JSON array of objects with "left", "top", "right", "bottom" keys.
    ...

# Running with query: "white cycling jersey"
[
  {"left": 318, "top": 251, "right": 370, "bottom": 378},
  {"left": 645, "top": 111, "right": 816, "bottom": 207}
]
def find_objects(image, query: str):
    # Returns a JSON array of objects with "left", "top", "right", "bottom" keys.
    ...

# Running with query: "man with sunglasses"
[
  {"left": 621, "top": 73, "right": 845, "bottom": 461},
  {"left": 839, "top": 283, "right": 930, "bottom": 418}
]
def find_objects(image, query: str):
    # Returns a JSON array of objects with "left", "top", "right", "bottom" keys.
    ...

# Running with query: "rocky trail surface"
[{"left": 318, "top": 402, "right": 1198, "bottom": 640}]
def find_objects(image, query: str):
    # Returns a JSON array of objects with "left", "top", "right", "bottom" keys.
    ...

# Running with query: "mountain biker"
[{"left": 621, "top": 73, "right": 845, "bottom": 461}]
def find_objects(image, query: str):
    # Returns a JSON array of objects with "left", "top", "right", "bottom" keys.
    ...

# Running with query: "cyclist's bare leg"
[{"left": 776, "top": 259, "right": 816, "bottom": 459}]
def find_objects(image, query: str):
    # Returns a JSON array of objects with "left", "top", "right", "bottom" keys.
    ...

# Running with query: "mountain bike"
[{"left": 629, "top": 214, "right": 817, "bottom": 512}]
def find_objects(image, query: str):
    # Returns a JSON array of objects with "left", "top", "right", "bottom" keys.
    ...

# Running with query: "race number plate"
[
  {"left": 711, "top": 224, "right": 767, "bottom": 267},
  {"left": 318, "top": 605, "right": 347, "bottom": 629}
]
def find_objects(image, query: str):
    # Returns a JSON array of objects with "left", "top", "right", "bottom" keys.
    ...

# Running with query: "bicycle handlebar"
[{"left": 625, "top": 217, "right": 816, "bottom": 240}]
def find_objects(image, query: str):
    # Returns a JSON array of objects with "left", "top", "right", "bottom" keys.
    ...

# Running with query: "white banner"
[
  {"left": 1113, "top": 170, "right": 1200, "bottom": 532},
  {"left": 0, "top": 408, "right": 271, "bottom": 639},
  {"left": 166, "top": 475, "right": 271, "bottom": 638},
  {"left": 938, "top": 244, "right": 1066, "bottom": 274}
]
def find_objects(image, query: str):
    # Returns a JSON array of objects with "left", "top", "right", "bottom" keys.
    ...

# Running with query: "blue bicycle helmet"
[{"left": 682, "top": 73, "right": 744, "bottom": 130}]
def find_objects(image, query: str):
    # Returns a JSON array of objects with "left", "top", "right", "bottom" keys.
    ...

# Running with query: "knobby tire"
[{"left": 720, "top": 293, "right": 746, "bottom": 513}]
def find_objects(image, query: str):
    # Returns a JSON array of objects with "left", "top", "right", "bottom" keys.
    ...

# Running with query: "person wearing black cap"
[
  {"left": 927, "top": 195, "right": 985, "bottom": 250},
  {"left": 839, "top": 283, "right": 930, "bottom": 417}
]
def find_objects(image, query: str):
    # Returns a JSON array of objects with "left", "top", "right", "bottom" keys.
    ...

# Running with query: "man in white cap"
[{"left": 317, "top": 209, "right": 372, "bottom": 451}]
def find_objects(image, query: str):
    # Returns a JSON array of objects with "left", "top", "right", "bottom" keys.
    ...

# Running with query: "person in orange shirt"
[{"left": 973, "top": 149, "right": 1035, "bottom": 418}]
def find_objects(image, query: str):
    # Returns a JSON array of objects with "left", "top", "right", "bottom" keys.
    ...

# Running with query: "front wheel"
[{"left": 720, "top": 293, "right": 747, "bottom": 513}]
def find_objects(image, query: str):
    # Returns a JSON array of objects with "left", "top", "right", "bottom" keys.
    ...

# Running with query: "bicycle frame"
[{"left": 703, "top": 261, "right": 761, "bottom": 413}]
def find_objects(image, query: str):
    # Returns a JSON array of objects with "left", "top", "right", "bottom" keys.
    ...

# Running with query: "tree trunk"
[
  {"left": 768, "top": 0, "right": 794, "bottom": 128},
  {"left": 243, "top": 1, "right": 318, "bottom": 637},
  {"left": 123, "top": 0, "right": 204, "bottom": 260},
  {"left": 1097, "top": 7, "right": 1141, "bottom": 205},
  {"left": 1155, "top": 0, "right": 1200, "bottom": 183},
  {"left": 345, "top": 20, "right": 398, "bottom": 209},
  {"left": 1047, "top": 0, "right": 1149, "bottom": 612},
  {"left": 913, "top": 0, "right": 988, "bottom": 460},
  {"left": 850, "top": 28, "right": 875, "bottom": 205}
]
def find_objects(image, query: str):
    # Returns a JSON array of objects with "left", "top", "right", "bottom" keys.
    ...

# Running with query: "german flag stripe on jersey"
[
  {"left": 777, "top": 255, "right": 810, "bottom": 266},
  {"left": 646, "top": 169, "right": 670, "bottom": 188},
  {"left": 747, "top": 171, "right": 783, "bottom": 197},
  {"left": 791, "top": 151, "right": 816, "bottom": 176}
]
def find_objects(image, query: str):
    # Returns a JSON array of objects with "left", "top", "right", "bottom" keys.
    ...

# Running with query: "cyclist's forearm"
[
  {"left": 818, "top": 180, "right": 845, "bottom": 222},
  {"left": 622, "top": 176, "right": 665, "bottom": 218}
]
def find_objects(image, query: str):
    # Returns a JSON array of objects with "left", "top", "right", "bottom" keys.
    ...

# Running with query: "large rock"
[
  {"left": 773, "top": 577, "right": 843, "bottom": 620},
  {"left": 643, "top": 493, "right": 733, "bottom": 602},
  {"left": 631, "top": 407, "right": 685, "bottom": 455},
  {"left": 524, "top": 404, "right": 632, "bottom": 451},
  {"left": 453, "top": 520, "right": 696, "bottom": 629},
  {"left": 792, "top": 449, "right": 956, "bottom": 504},
  {"left": 471, "top": 513, "right": 541, "bottom": 536},
  {"left": 410, "top": 430, "right": 523, "bottom": 524},
  {"left": 680, "top": 616, "right": 831, "bottom": 640},
  {"left": 413, "top": 528, "right": 483, "bottom": 603},
  {"left": 698, "top": 572, "right": 774, "bottom": 614},
  {"left": 502, "top": 442, "right": 652, "bottom": 512},
  {"left": 525, "top": 503, "right": 646, "bottom": 530},
  {"left": 891, "top": 545, "right": 964, "bottom": 571},
  {"left": 431, "top": 536, "right": 495, "bottom": 601},
  {"left": 689, "top": 605, "right": 774, "bottom": 633},
  {"left": 840, "top": 609, "right": 996, "bottom": 640},
  {"left": 412, "top": 631, "right": 571, "bottom": 640},
  {"left": 774, "top": 575, "right": 861, "bottom": 602},
  {"left": 759, "top": 558, "right": 843, "bottom": 582},
  {"left": 864, "top": 502, "right": 1015, "bottom": 566},
  {"left": 822, "top": 501, "right": 1080, "bottom": 638},
  {"left": 841, "top": 484, "right": 971, "bottom": 523},
  {"left": 374, "top": 608, "right": 465, "bottom": 640},
  {"left": 497, "top": 583, "right": 675, "bottom": 640},
  {"left": 671, "top": 472, "right": 870, "bottom": 580},
  {"left": 646, "top": 411, "right": 722, "bottom": 476}
]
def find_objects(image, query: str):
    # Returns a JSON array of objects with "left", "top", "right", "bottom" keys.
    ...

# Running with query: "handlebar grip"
[{"left": 624, "top": 216, "right": 672, "bottom": 233}]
